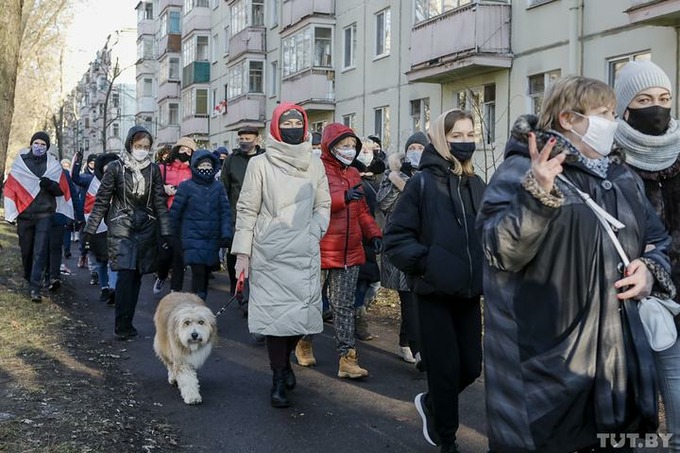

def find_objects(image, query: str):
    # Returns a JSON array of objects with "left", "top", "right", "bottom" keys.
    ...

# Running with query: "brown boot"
[
  {"left": 354, "top": 306, "right": 374, "bottom": 341},
  {"left": 295, "top": 338, "right": 316, "bottom": 367},
  {"left": 338, "top": 348, "right": 368, "bottom": 379}
]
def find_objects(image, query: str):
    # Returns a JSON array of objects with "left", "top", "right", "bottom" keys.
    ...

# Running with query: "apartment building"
[
  {"left": 61, "top": 46, "right": 137, "bottom": 159},
  {"left": 135, "top": 0, "right": 680, "bottom": 173}
]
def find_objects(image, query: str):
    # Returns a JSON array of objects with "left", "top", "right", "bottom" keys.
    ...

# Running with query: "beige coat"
[{"left": 231, "top": 136, "right": 331, "bottom": 336}]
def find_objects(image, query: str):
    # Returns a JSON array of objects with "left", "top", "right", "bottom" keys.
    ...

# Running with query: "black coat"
[
  {"left": 84, "top": 158, "right": 171, "bottom": 273},
  {"left": 477, "top": 136, "right": 673, "bottom": 452},
  {"left": 383, "top": 144, "right": 486, "bottom": 297},
  {"left": 220, "top": 146, "right": 264, "bottom": 226}
]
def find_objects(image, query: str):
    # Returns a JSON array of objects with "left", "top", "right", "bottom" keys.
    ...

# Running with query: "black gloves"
[
  {"left": 372, "top": 237, "right": 383, "bottom": 254},
  {"left": 160, "top": 235, "right": 172, "bottom": 251},
  {"left": 344, "top": 184, "right": 364, "bottom": 204},
  {"left": 39, "top": 177, "right": 53, "bottom": 190},
  {"left": 221, "top": 237, "right": 232, "bottom": 248},
  {"left": 401, "top": 161, "right": 413, "bottom": 176}
]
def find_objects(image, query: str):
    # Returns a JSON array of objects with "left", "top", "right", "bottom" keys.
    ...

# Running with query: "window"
[
  {"left": 138, "top": 2, "right": 153, "bottom": 22},
  {"left": 111, "top": 92, "right": 120, "bottom": 109},
  {"left": 269, "top": 0, "right": 278, "bottom": 27},
  {"left": 184, "top": 0, "right": 193, "bottom": 13},
  {"left": 183, "top": 35, "right": 209, "bottom": 63},
  {"left": 168, "top": 11, "right": 181, "bottom": 34},
  {"left": 343, "top": 24, "right": 357, "bottom": 69},
  {"left": 195, "top": 0, "right": 209, "bottom": 7},
  {"left": 137, "top": 37, "right": 154, "bottom": 60},
  {"left": 282, "top": 26, "right": 332, "bottom": 77},
  {"left": 374, "top": 107, "right": 390, "bottom": 148},
  {"left": 169, "top": 57, "right": 180, "bottom": 80},
  {"left": 342, "top": 114, "right": 356, "bottom": 130},
  {"left": 226, "top": 60, "right": 264, "bottom": 99},
  {"left": 197, "top": 36, "right": 209, "bottom": 61},
  {"left": 410, "top": 98, "right": 430, "bottom": 133},
  {"left": 169, "top": 103, "right": 179, "bottom": 125},
  {"left": 310, "top": 121, "right": 326, "bottom": 133},
  {"left": 143, "top": 78, "right": 153, "bottom": 97},
  {"left": 270, "top": 61, "right": 278, "bottom": 96},
  {"left": 212, "top": 34, "right": 219, "bottom": 62},
  {"left": 212, "top": 0, "right": 219, "bottom": 9},
  {"left": 182, "top": 89, "right": 209, "bottom": 117},
  {"left": 196, "top": 89, "right": 208, "bottom": 115},
  {"left": 528, "top": 70, "right": 560, "bottom": 115},
  {"left": 483, "top": 84, "right": 496, "bottom": 144},
  {"left": 375, "top": 9, "right": 391, "bottom": 57},
  {"left": 249, "top": 61, "right": 263, "bottom": 93},
  {"left": 231, "top": 0, "right": 264, "bottom": 35},
  {"left": 112, "top": 123, "right": 120, "bottom": 138},
  {"left": 223, "top": 26, "right": 230, "bottom": 54},
  {"left": 607, "top": 52, "right": 651, "bottom": 87},
  {"left": 414, "top": 0, "right": 470, "bottom": 23}
]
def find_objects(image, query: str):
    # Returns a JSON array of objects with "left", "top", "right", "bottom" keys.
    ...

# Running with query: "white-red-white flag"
[
  {"left": 84, "top": 176, "right": 107, "bottom": 233},
  {"left": 3, "top": 150, "right": 74, "bottom": 222}
]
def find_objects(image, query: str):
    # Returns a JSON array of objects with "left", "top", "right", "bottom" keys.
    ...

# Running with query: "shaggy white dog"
[{"left": 153, "top": 292, "right": 217, "bottom": 405}]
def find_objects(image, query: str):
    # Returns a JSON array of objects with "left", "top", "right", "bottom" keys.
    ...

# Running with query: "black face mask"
[
  {"left": 239, "top": 142, "right": 255, "bottom": 153},
  {"left": 626, "top": 105, "right": 672, "bottom": 136},
  {"left": 280, "top": 127, "right": 305, "bottom": 145},
  {"left": 449, "top": 142, "right": 476, "bottom": 161},
  {"left": 177, "top": 152, "right": 191, "bottom": 163}
]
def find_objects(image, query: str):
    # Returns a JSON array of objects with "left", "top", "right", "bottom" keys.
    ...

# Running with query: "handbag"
[{"left": 559, "top": 175, "right": 679, "bottom": 351}]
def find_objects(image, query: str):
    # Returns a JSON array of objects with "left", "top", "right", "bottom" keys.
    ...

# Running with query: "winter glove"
[
  {"left": 344, "top": 184, "right": 364, "bottom": 203},
  {"left": 401, "top": 160, "right": 413, "bottom": 176},
  {"left": 235, "top": 254, "right": 250, "bottom": 279},
  {"left": 163, "top": 184, "right": 177, "bottom": 196},
  {"left": 220, "top": 237, "right": 232, "bottom": 248},
  {"left": 160, "top": 235, "right": 172, "bottom": 251},
  {"left": 371, "top": 237, "right": 383, "bottom": 255},
  {"left": 39, "top": 177, "right": 54, "bottom": 190}
]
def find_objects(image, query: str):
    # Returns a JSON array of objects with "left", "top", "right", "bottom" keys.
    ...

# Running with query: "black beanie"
[
  {"left": 30, "top": 131, "right": 50, "bottom": 150},
  {"left": 87, "top": 153, "right": 97, "bottom": 163},
  {"left": 279, "top": 109, "right": 303, "bottom": 125}
]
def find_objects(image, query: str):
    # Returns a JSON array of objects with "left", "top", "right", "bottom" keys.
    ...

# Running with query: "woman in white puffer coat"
[{"left": 230, "top": 103, "right": 331, "bottom": 408}]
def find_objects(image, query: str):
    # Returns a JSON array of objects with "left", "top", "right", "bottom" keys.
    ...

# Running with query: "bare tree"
[
  {"left": 0, "top": 0, "right": 34, "bottom": 180},
  {"left": 102, "top": 57, "right": 122, "bottom": 152}
]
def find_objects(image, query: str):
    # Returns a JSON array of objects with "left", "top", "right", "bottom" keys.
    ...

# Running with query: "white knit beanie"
[{"left": 615, "top": 60, "right": 672, "bottom": 118}]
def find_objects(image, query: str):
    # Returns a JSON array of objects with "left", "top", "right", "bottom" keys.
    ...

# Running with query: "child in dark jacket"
[{"left": 170, "top": 150, "right": 232, "bottom": 301}]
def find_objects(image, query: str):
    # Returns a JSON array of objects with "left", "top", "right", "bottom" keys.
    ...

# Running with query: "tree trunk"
[{"left": 0, "top": 0, "right": 31, "bottom": 180}]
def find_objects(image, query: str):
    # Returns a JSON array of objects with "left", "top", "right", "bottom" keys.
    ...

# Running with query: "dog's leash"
[{"left": 215, "top": 272, "right": 245, "bottom": 318}]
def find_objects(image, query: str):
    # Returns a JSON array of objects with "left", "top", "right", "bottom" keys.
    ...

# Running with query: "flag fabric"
[
  {"left": 84, "top": 176, "right": 107, "bottom": 233},
  {"left": 3, "top": 150, "right": 74, "bottom": 222}
]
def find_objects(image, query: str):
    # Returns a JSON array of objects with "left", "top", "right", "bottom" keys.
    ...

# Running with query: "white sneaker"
[
  {"left": 73, "top": 231, "right": 80, "bottom": 242},
  {"left": 400, "top": 346, "right": 416, "bottom": 363},
  {"left": 152, "top": 277, "right": 165, "bottom": 295}
]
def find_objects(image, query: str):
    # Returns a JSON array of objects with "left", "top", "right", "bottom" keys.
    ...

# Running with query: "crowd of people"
[{"left": 4, "top": 59, "right": 680, "bottom": 453}]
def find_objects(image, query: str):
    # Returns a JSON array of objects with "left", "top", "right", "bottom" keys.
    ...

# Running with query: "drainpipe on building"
[{"left": 568, "top": 0, "right": 583, "bottom": 75}]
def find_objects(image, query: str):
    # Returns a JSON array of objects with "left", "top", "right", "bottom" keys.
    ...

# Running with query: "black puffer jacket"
[
  {"left": 477, "top": 135, "right": 673, "bottom": 452},
  {"left": 383, "top": 144, "right": 486, "bottom": 297},
  {"left": 220, "top": 146, "right": 265, "bottom": 226},
  {"left": 84, "top": 127, "right": 171, "bottom": 273}
]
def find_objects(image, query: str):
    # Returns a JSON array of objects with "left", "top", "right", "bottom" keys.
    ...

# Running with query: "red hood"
[
  {"left": 320, "top": 123, "right": 362, "bottom": 157},
  {"left": 270, "top": 103, "right": 308, "bottom": 142}
]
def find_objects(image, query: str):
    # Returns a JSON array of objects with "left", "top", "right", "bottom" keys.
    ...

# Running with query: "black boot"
[
  {"left": 271, "top": 369, "right": 290, "bottom": 408},
  {"left": 283, "top": 364, "right": 296, "bottom": 390}
]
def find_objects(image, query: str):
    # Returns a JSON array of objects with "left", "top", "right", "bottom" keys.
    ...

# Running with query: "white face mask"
[
  {"left": 131, "top": 148, "right": 150, "bottom": 162},
  {"left": 334, "top": 147, "right": 357, "bottom": 166},
  {"left": 312, "top": 148, "right": 322, "bottom": 158},
  {"left": 570, "top": 113, "right": 618, "bottom": 157},
  {"left": 356, "top": 151, "right": 373, "bottom": 167},
  {"left": 406, "top": 150, "right": 422, "bottom": 168}
]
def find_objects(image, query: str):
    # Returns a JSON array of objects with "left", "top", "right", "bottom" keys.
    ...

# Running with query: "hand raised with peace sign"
[{"left": 529, "top": 133, "right": 566, "bottom": 193}]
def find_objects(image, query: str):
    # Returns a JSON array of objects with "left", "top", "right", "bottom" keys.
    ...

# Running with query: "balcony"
[
  {"left": 137, "top": 19, "right": 154, "bottom": 36},
  {"left": 157, "top": 125, "right": 181, "bottom": 146},
  {"left": 229, "top": 27, "right": 266, "bottom": 60},
  {"left": 158, "top": 33, "right": 181, "bottom": 56},
  {"left": 157, "top": 0, "right": 182, "bottom": 15},
  {"left": 281, "top": 69, "right": 335, "bottom": 111},
  {"left": 281, "top": 0, "right": 334, "bottom": 30},
  {"left": 137, "top": 96, "right": 155, "bottom": 114},
  {"left": 407, "top": 2, "right": 511, "bottom": 83},
  {"left": 625, "top": 0, "right": 680, "bottom": 26},
  {"left": 158, "top": 80, "right": 180, "bottom": 102},
  {"left": 182, "top": 61, "right": 210, "bottom": 88},
  {"left": 181, "top": 116, "right": 208, "bottom": 136},
  {"left": 183, "top": 6, "right": 211, "bottom": 33},
  {"left": 223, "top": 94, "right": 266, "bottom": 130}
]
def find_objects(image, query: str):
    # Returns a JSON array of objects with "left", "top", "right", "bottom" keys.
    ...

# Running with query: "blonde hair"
[
  {"left": 538, "top": 75, "right": 616, "bottom": 132},
  {"left": 444, "top": 110, "right": 475, "bottom": 176}
]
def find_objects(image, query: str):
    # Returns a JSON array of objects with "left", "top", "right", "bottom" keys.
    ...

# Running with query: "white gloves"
[
  {"left": 164, "top": 184, "right": 177, "bottom": 196},
  {"left": 235, "top": 254, "right": 250, "bottom": 279}
]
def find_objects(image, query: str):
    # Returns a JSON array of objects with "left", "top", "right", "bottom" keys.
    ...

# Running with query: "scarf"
[
  {"left": 614, "top": 118, "right": 680, "bottom": 171},
  {"left": 119, "top": 151, "right": 151, "bottom": 197},
  {"left": 265, "top": 134, "right": 313, "bottom": 174}
]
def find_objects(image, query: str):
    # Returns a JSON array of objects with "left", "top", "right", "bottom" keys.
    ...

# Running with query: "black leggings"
[
  {"left": 190, "top": 264, "right": 210, "bottom": 301},
  {"left": 266, "top": 335, "right": 302, "bottom": 370}
]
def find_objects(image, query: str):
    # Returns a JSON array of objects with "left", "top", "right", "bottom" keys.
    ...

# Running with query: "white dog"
[{"left": 153, "top": 292, "right": 217, "bottom": 405}]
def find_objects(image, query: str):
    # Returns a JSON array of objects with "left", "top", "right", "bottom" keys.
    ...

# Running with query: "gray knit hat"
[{"left": 615, "top": 60, "right": 672, "bottom": 118}]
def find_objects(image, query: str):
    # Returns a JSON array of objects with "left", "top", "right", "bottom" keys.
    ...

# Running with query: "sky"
[{"left": 63, "top": 0, "right": 139, "bottom": 91}]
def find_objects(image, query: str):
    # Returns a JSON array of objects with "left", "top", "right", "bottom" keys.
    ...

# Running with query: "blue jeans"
[
  {"left": 655, "top": 338, "right": 680, "bottom": 452},
  {"left": 95, "top": 260, "right": 109, "bottom": 289},
  {"left": 108, "top": 265, "right": 118, "bottom": 289}
]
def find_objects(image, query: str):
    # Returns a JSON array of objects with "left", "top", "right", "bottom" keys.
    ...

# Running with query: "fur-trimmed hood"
[{"left": 388, "top": 151, "right": 405, "bottom": 172}]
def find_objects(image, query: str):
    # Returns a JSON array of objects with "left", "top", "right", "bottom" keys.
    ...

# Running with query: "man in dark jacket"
[
  {"left": 4, "top": 132, "right": 66, "bottom": 302},
  {"left": 71, "top": 152, "right": 96, "bottom": 270},
  {"left": 220, "top": 125, "right": 264, "bottom": 303}
]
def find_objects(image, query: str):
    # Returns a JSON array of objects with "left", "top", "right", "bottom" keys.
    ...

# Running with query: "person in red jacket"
[
  {"left": 295, "top": 123, "right": 382, "bottom": 379},
  {"left": 153, "top": 136, "right": 197, "bottom": 294}
]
